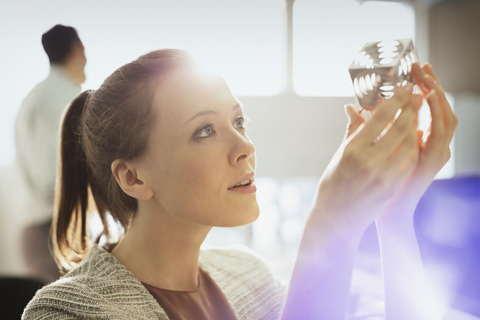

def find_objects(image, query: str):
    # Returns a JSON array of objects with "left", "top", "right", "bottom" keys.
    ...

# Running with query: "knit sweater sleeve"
[
  {"left": 22, "top": 280, "right": 97, "bottom": 319},
  {"left": 22, "top": 279, "right": 125, "bottom": 320},
  {"left": 23, "top": 309, "right": 78, "bottom": 320}
]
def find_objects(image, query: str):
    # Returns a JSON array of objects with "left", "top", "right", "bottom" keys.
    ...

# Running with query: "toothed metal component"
[{"left": 348, "top": 38, "right": 419, "bottom": 109}]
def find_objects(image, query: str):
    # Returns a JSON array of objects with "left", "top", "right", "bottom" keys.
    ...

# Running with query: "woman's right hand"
[
  {"left": 283, "top": 86, "right": 423, "bottom": 320},
  {"left": 311, "top": 84, "right": 424, "bottom": 234}
]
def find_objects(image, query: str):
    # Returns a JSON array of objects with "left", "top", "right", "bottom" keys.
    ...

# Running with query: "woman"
[{"left": 23, "top": 49, "right": 456, "bottom": 320}]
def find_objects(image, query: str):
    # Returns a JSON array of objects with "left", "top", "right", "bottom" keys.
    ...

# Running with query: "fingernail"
[
  {"left": 411, "top": 62, "right": 421, "bottom": 72},
  {"left": 344, "top": 104, "right": 351, "bottom": 117},
  {"left": 405, "top": 82, "right": 414, "bottom": 93},
  {"left": 413, "top": 94, "right": 423, "bottom": 107},
  {"left": 426, "top": 89, "right": 436, "bottom": 100},
  {"left": 425, "top": 76, "right": 436, "bottom": 89},
  {"left": 420, "top": 83, "right": 429, "bottom": 92}
]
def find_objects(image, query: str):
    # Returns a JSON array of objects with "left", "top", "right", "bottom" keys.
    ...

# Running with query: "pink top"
[{"left": 142, "top": 268, "right": 237, "bottom": 320}]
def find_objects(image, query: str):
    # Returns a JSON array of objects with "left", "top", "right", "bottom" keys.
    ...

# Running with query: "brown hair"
[{"left": 52, "top": 49, "right": 196, "bottom": 272}]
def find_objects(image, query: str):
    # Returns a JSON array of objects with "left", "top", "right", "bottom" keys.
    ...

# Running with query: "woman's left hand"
[
  {"left": 345, "top": 62, "right": 458, "bottom": 219},
  {"left": 403, "top": 63, "right": 458, "bottom": 195}
]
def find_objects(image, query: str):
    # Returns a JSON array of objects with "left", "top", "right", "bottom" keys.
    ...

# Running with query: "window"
[{"left": 293, "top": 0, "right": 415, "bottom": 96}]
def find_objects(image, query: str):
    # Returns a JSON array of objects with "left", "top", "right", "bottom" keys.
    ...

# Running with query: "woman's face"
[{"left": 138, "top": 68, "right": 259, "bottom": 228}]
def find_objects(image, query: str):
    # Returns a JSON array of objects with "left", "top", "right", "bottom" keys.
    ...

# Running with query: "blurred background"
[{"left": 1, "top": 0, "right": 479, "bottom": 319}]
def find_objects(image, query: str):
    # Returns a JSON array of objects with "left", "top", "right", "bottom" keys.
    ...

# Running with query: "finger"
[
  {"left": 422, "top": 63, "right": 440, "bottom": 85},
  {"left": 425, "top": 90, "right": 457, "bottom": 150},
  {"left": 355, "top": 83, "right": 414, "bottom": 145},
  {"left": 412, "top": 63, "right": 457, "bottom": 134},
  {"left": 417, "top": 129, "right": 424, "bottom": 147},
  {"left": 412, "top": 63, "right": 447, "bottom": 112},
  {"left": 410, "top": 63, "right": 429, "bottom": 94},
  {"left": 344, "top": 104, "right": 365, "bottom": 140},
  {"left": 383, "top": 120, "right": 418, "bottom": 183},
  {"left": 374, "top": 94, "right": 422, "bottom": 159},
  {"left": 411, "top": 63, "right": 441, "bottom": 98},
  {"left": 422, "top": 66, "right": 456, "bottom": 123},
  {"left": 423, "top": 90, "right": 446, "bottom": 152},
  {"left": 423, "top": 76, "right": 458, "bottom": 139}
]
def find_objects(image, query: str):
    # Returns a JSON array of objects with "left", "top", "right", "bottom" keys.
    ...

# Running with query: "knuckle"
[
  {"left": 392, "top": 116, "right": 413, "bottom": 136},
  {"left": 394, "top": 88, "right": 411, "bottom": 104},
  {"left": 345, "top": 152, "right": 375, "bottom": 175},
  {"left": 406, "top": 134, "right": 417, "bottom": 149},
  {"left": 380, "top": 95, "right": 403, "bottom": 113},
  {"left": 438, "top": 131, "right": 446, "bottom": 140},
  {"left": 434, "top": 128, "right": 446, "bottom": 140},
  {"left": 341, "top": 150, "right": 381, "bottom": 182},
  {"left": 343, "top": 145, "right": 364, "bottom": 165},
  {"left": 393, "top": 118, "right": 409, "bottom": 134},
  {"left": 361, "top": 159, "right": 376, "bottom": 174},
  {"left": 450, "top": 114, "right": 459, "bottom": 128},
  {"left": 388, "top": 95, "right": 403, "bottom": 109},
  {"left": 375, "top": 109, "right": 392, "bottom": 125}
]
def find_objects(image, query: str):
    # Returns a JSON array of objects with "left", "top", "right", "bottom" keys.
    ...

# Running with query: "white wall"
[
  {"left": 0, "top": 165, "right": 28, "bottom": 275},
  {"left": 0, "top": 0, "right": 284, "bottom": 274},
  {"left": 428, "top": 0, "right": 480, "bottom": 177},
  {"left": 454, "top": 92, "right": 480, "bottom": 177},
  {"left": 241, "top": 95, "right": 352, "bottom": 178},
  {"left": 0, "top": 0, "right": 421, "bottom": 275}
]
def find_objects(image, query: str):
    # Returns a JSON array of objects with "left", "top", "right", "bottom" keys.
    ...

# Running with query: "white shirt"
[{"left": 15, "top": 64, "right": 81, "bottom": 224}]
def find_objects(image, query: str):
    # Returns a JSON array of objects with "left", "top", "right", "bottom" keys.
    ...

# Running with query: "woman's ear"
[{"left": 111, "top": 159, "right": 153, "bottom": 201}]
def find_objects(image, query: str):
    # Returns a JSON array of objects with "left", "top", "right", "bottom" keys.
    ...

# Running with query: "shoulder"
[
  {"left": 19, "top": 68, "right": 80, "bottom": 115},
  {"left": 200, "top": 245, "right": 286, "bottom": 284},
  {"left": 200, "top": 244, "right": 265, "bottom": 265},
  {"left": 18, "top": 81, "right": 48, "bottom": 115},
  {"left": 22, "top": 246, "right": 165, "bottom": 320},
  {"left": 22, "top": 277, "right": 107, "bottom": 319},
  {"left": 200, "top": 245, "right": 286, "bottom": 320},
  {"left": 200, "top": 245, "right": 274, "bottom": 284},
  {"left": 200, "top": 244, "right": 283, "bottom": 283}
]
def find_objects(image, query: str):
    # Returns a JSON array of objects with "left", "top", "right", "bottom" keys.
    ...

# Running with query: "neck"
[
  {"left": 111, "top": 201, "right": 211, "bottom": 291},
  {"left": 56, "top": 62, "right": 84, "bottom": 87}
]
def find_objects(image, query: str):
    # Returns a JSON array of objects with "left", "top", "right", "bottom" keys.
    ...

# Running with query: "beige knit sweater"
[{"left": 22, "top": 245, "right": 286, "bottom": 319}]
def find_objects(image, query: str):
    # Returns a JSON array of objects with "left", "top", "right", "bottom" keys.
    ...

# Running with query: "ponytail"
[{"left": 52, "top": 90, "right": 107, "bottom": 272}]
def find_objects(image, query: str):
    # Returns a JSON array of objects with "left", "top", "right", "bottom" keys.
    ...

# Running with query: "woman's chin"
[{"left": 217, "top": 205, "right": 260, "bottom": 228}]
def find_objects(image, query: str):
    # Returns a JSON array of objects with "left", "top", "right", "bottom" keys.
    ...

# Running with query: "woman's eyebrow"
[{"left": 182, "top": 103, "right": 241, "bottom": 127}]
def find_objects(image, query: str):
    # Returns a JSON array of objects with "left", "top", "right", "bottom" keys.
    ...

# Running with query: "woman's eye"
[
  {"left": 235, "top": 116, "right": 248, "bottom": 129},
  {"left": 196, "top": 125, "right": 215, "bottom": 139}
]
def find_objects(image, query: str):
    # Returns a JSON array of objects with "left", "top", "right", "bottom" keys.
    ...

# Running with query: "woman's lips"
[
  {"left": 229, "top": 172, "right": 255, "bottom": 189},
  {"left": 228, "top": 179, "right": 257, "bottom": 193},
  {"left": 228, "top": 180, "right": 257, "bottom": 193}
]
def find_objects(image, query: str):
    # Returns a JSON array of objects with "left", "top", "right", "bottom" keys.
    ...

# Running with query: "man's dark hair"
[{"left": 41, "top": 25, "right": 80, "bottom": 64}]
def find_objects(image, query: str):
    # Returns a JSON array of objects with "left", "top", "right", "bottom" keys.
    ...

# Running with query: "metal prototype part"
[{"left": 348, "top": 38, "right": 419, "bottom": 109}]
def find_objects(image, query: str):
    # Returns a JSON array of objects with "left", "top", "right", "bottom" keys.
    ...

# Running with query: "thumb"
[{"left": 344, "top": 104, "right": 365, "bottom": 140}]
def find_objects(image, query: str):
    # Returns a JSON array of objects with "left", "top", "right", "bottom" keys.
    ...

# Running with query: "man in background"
[{"left": 15, "top": 24, "right": 86, "bottom": 283}]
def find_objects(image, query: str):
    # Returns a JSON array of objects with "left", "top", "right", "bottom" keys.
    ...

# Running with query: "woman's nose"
[{"left": 228, "top": 131, "right": 256, "bottom": 166}]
